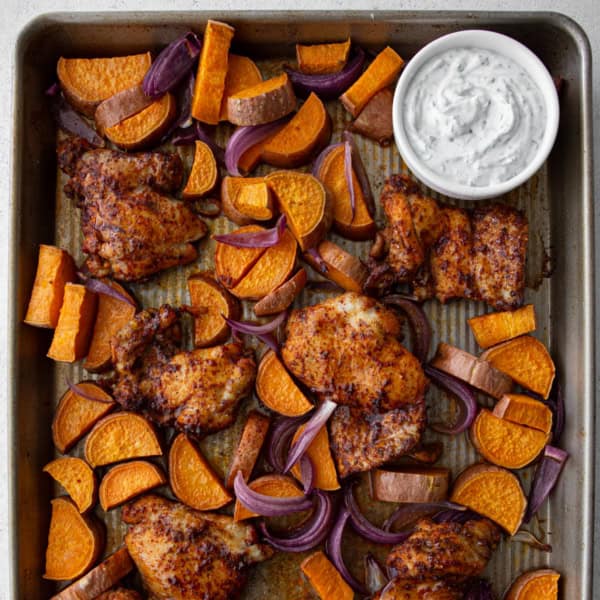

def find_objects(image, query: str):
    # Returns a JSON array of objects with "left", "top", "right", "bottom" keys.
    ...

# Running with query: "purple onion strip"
[
  {"left": 383, "top": 501, "right": 466, "bottom": 532},
  {"left": 214, "top": 215, "right": 287, "bottom": 248},
  {"left": 65, "top": 379, "right": 113, "bottom": 404},
  {"left": 52, "top": 96, "right": 105, "bottom": 147},
  {"left": 343, "top": 141, "right": 356, "bottom": 221},
  {"left": 342, "top": 131, "right": 375, "bottom": 217},
  {"left": 364, "top": 553, "right": 389, "bottom": 595},
  {"left": 84, "top": 278, "right": 136, "bottom": 308},
  {"left": 383, "top": 295, "right": 431, "bottom": 363}
]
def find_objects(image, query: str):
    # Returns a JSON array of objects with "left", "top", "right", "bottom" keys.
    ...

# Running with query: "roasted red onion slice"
[
  {"left": 266, "top": 416, "right": 306, "bottom": 473},
  {"left": 233, "top": 471, "right": 312, "bottom": 517},
  {"left": 52, "top": 96, "right": 105, "bottom": 147},
  {"left": 84, "top": 277, "right": 136, "bottom": 308},
  {"left": 224, "top": 309, "right": 288, "bottom": 353},
  {"left": 312, "top": 142, "right": 342, "bottom": 178},
  {"left": 382, "top": 501, "right": 467, "bottom": 532},
  {"left": 343, "top": 141, "right": 356, "bottom": 220},
  {"left": 433, "top": 508, "right": 480, "bottom": 524},
  {"left": 285, "top": 47, "right": 366, "bottom": 99},
  {"left": 511, "top": 529, "right": 552, "bottom": 553},
  {"left": 304, "top": 247, "right": 329, "bottom": 273},
  {"left": 195, "top": 121, "right": 225, "bottom": 166},
  {"left": 214, "top": 215, "right": 287, "bottom": 248},
  {"left": 171, "top": 124, "right": 198, "bottom": 145},
  {"left": 463, "top": 579, "right": 495, "bottom": 600},
  {"left": 65, "top": 379, "right": 112, "bottom": 404},
  {"left": 45, "top": 82, "right": 60, "bottom": 96},
  {"left": 523, "top": 445, "right": 568, "bottom": 523},
  {"left": 549, "top": 383, "right": 565, "bottom": 444},
  {"left": 424, "top": 364, "right": 478, "bottom": 434},
  {"left": 342, "top": 131, "right": 375, "bottom": 217},
  {"left": 383, "top": 295, "right": 431, "bottom": 363},
  {"left": 300, "top": 455, "right": 315, "bottom": 495},
  {"left": 364, "top": 553, "right": 388, "bottom": 595}
]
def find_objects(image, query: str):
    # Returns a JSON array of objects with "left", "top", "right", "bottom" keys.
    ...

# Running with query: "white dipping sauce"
[{"left": 403, "top": 47, "right": 547, "bottom": 187}]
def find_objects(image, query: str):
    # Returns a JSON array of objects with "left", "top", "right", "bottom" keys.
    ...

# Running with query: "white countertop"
[{"left": 1, "top": 1, "right": 598, "bottom": 597}]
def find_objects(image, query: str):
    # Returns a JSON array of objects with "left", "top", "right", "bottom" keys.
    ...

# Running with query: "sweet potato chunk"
[
  {"left": 296, "top": 39, "right": 351, "bottom": 75},
  {"left": 349, "top": 87, "right": 394, "bottom": 146},
  {"left": 505, "top": 569, "right": 560, "bottom": 600},
  {"left": 94, "top": 84, "right": 154, "bottom": 130},
  {"left": 290, "top": 424, "right": 340, "bottom": 491},
  {"left": 192, "top": 20, "right": 235, "bottom": 124},
  {"left": 301, "top": 551, "right": 354, "bottom": 600},
  {"left": 254, "top": 268, "right": 307, "bottom": 316},
  {"left": 470, "top": 409, "right": 549, "bottom": 469},
  {"left": 99, "top": 460, "right": 166, "bottom": 511},
  {"left": 234, "top": 181, "right": 274, "bottom": 221},
  {"left": 370, "top": 468, "right": 449, "bottom": 503},
  {"left": 169, "top": 433, "right": 232, "bottom": 510},
  {"left": 227, "top": 73, "right": 296, "bottom": 126},
  {"left": 233, "top": 474, "right": 303, "bottom": 521},
  {"left": 266, "top": 171, "right": 332, "bottom": 251},
  {"left": 57, "top": 52, "right": 152, "bottom": 116},
  {"left": 303, "top": 240, "right": 368, "bottom": 293},
  {"left": 52, "top": 382, "right": 115, "bottom": 454},
  {"left": 47, "top": 283, "right": 98, "bottom": 362},
  {"left": 481, "top": 335, "right": 556, "bottom": 399},
  {"left": 431, "top": 342, "right": 512, "bottom": 399},
  {"left": 493, "top": 393, "right": 553, "bottom": 434},
  {"left": 316, "top": 144, "right": 376, "bottom": 240},
  {"left": 188, "top": 272, "right": 240, "bottom": 347},
  {"left": 44, "top": 457, "right": 97, "bottom": 513},
  {"left": 84, "top": 280, "right": 136, "bottom": 372},
  {"left": 214, "top": 225, "right": 268, "bottom": 286},
  {"left": 468, "top": 305, "right": 536, "bottom": 349},
  {"left": 220, "top": 54, "right": 263, "bottom": 121},
  {"left": 256, "top": 350, "right": 313, "bottom": 416},
  {"left": 44, "top": 497, "right": 105, "bottom": 580},
  {"left": 25, "top": 245, "right": 77, "bottom": 328},
  {"left": 84, "top": 412, "right": 162, "bottom": 467},
  {"left": 51, "top": 547, "right": 134, "bottom": 600},
  {"left": 340, "top": 46, "right": 405, "bottom": 117},
  {"left": 451, "top": 463, "right": 526, "bottom": 535},
  {"left": 230, "top": 228, "right": 297, "bottom": 300},
  {"left": 262, "top": 92, "right": 331, "bottom": 168},
  {"left": 182, "top": 140, "right": 219, "bottom": 198},
  {"left": 221, "top": 177, "right": 267, "bottom": 225},
  {"left": 225, "top": 411, "right": 270, "bottom": 489}
]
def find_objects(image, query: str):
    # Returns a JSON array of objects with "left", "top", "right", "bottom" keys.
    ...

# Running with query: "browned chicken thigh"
[
  {"left": 57, "top": 137, "right": 207, "bottom": 281},
  {"left": 373, "top": 578, "right": 463, "bottom": 600},
  {"left": 122, "top": 495, "right": 272, "bottom": 600}
]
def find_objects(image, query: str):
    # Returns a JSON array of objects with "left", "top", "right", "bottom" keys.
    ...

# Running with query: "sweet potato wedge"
[
  {"left": 84, "top": 280, "right": 136, "bottom": 372},
  {"left": 25, "top": 245, "right": 77, "bottom": 328},
  {"left": 236, "top": 120, "right": 288, "bottom": 174},
  {"left": 233, "top": 474, "right": 303, "bottom": 521},
  {"left": 431, "top": 342, "right": 512, "bottom": 399},
  {"left": 169, "top": 433, "right": 232, "bottom": 510},
  {"left": 262, "top": 92, "right": 331, "bottom": 168},
  {"left": 493, "top": 393, "right": 553, "bottom": 434},
  {"left": 481, "top": 335, "right": 556, "bottom": 399},
  {"left": 301, "top": 551, "right": 354, "bottom": 600},
  {"left": 99, "top": 460, "right": 166, "bottom": 511},
  {"left": 94, "top": 84, "right": 154, "bottom": 130},
  {"left": 220, "top": 54, "right": 263, "bottom": 121},
  {"left": 192, "top": 20, "right": 235, "bottom": 124},
  {"left": 450, "top": 463, "right": 526, "bottom": 535},
  {"left": 182, "top": 140, "right": 219, "bottom": 198},
  {"left": 296, "top": 39, "right": 351, "bottom": 75},
  {"left": 222, "top": 177, "right": 267, "bottom": 225},
  {"left": 52, "top": 382, "right": 116, "bottom": 454},
  {"left": 227, "top": 73, "right": 296, "bottom": 126},
  {"left": 303, "top": 240, "right": 368, "bottom": 292},
  {"left": 233, "top": 181, "right": 274, "bottom": 221},
  {"left": 44, "top": 457, "right": 97, "bottom": 513},
  {"left": 348, "top": 87, "right": 394, "bottom": 146},
  {"left": 51, "top": 547, "right": 134, "bottom": 600},
  {"left": 256, "top": 350, "right": 313, "bottom": 416},
  {"left": 254, "top": 268, "right": 307, "bottom": 316},
  {"left": 340, "top": 46, "right": 405, "bottom": 117},
  {"left": 266, "top": 170, "right": 332, "bottom": 251},
  {"left": 47, "top": 283, "right": 98, "bottom": 363},
  {"left": 468, "top": 304, "right": 536, "bottom": 349},
  {"left": 316, "top": 143, "right": 376, "bottom": 240},
  {"left": 44, "top": 497, "right": 105, "bottom": 581},
  {"left": 225, "top": 411, "right": 270, "bottom": 489},
  {"left": 188, "top": 272, "right": 240, "bottom": 347},
  {"left": 214, "top": 225, "right": 268, "bottom": 286},
  {"left": 84, "top": 412, "right": 162, "bottom": 468},
  {"left": 57, "top": 52, "right": 152, "bottom": 117},
  {"left": 230, "top": 228, "right": 297, "bottom": 300},
  {"left": 370, "top": 468, "right": 450, "bottom": 503},
  {"left": 291, "top": 424, "right": 340, "bottom": 491},
  {"left": 505, "top": 569, "right": 560, "bottom": 600},
  {"left": 470, "top": 409, "right": 549, "bottom": 469}
]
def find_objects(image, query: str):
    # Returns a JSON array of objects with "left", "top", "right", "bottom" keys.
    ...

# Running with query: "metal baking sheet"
[{"left": 9, "top": 11, "right": 595, "bottom": 599}]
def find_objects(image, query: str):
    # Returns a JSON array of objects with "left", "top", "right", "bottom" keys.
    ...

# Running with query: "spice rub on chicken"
[
  {"left": 122, "top": 495, "right": 272, "bottom": 600},
  {"left": 57, "top": 137, "right": 207, "bottom": 281},
  {"left": 368, "top": 175, "right": 528, "bottom": 310},
  {"left": 112, "top": 305, "right": 256, "bottom": 437}
]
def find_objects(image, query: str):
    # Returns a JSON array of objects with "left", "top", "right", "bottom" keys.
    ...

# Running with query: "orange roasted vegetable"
[
  {"left": 254, "top": 268, "right": 307, "bottom": 316},
  {"left": 505, "top": 569, "right": 560, "bottom": 600},
  {"left": 301, "top": 551, "right": 354, "bottom": 600},
  {"left": 182, "top": 140, "right": 219, "bottom": 198},
  {"left": 220, "top": 54, "right": 263, "bottom": 121},
  {"left": 47, "top": 283, "right": 98, "bottom": 362},
  {"left": 370, "top": 468, "right": 449, "bottom": 503},
  {"left": 24, "top": 245, "right": 77, "bottom": 328},
  {"left": 169, "top": 433, "right": 232, "bottom": 510},
  {"left": 493, "top": 393, "right": 553, "bottom": 434},
  {"left": 296, "top": 39, "right": 351, "bottom": 75},
  {"left": 234, "top": 181, "right": 274, "bottom": 221},
  {"left": 43, "top": 457, "right": 97, "bottom": 513},
  {"left": 234, "top": 474, "right": 303, "bottom": 521},
  {"left": 221, "top": 177, "right": 267, "bottom": 225},
  {"left": 468, "top": 304, "right": 537, "bottom": 349}
]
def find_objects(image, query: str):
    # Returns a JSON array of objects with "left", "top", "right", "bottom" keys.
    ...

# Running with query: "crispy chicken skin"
[
  {"left": 57, "top": 137, "right": 207, "bottom": 281},
  {"left": 122, "top": 495, "right": 272, "bottom": 600},
  {"left": 112, "top": 305, "right": 256, "bottom": 436},
  {"left": 372, "top": 578, "right": 463, "bottom": 600},
  {"left": 281, "top": 292, "right": 427, "bottom": 412},
  {"left": 373, "top": 175, "right": 528, "bottom": 310}
]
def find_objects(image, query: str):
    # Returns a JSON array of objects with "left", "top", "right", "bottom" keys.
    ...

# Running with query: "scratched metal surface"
[{"left": 11, "top": 12, "right": 593, "bottom": 600}]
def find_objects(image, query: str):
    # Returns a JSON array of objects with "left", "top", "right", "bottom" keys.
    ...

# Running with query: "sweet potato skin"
[
  {"left": 220, "top": 54, "right": 263, "bottom": 121},
  {"left": 301, "top": 551, "right": 354, "bottom": 600},
  {"left": 468, "top": 304, "right": 536, "bottom": 349},
  {"left": 221, "top": 177, "right": 267, "bottom": 226},
  {"left": 370, "top": 468, "right": 449, "bottom": 503},
  {"left": 296, "top": 39, "right": 351, "bottom": 75},
  {"left": 505, "top": 569, "right": 560, "bottom": 600},
  {"left": 182, "top": 140, "right": 219, "bottom": 198},
  {"left": 348, "top": 87, "right": 394, "bottom": 146},
  {"left": 234, "top": 474, "right": 303, "bottom": 521},
  {"left": 43, "top": 457, "right": 97, "bottom": 513},
  {"left": 254, "top": 268, "right": 307, "bottom": 316},
  {"left": 493, "top": 393, "right": 553, "bottom": 434}
]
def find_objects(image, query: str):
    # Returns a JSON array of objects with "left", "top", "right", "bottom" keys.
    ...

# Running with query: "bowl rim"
[{"left": 392, "top": 29, "right": 560, "bottom": 200}]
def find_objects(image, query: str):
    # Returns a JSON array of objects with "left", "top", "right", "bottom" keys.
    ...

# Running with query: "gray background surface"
[{"left": 0, "top": 1, "right": 597, "bottom": 597}]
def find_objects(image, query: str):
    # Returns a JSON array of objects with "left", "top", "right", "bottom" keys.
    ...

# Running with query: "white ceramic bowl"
[{"left": 392, "top": 30, "right": 559, "bottom": 200}]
